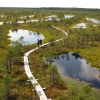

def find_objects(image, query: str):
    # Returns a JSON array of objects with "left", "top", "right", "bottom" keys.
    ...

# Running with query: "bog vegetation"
[{"left": 0, "top": 7, "right": 100, "bottom": 100}]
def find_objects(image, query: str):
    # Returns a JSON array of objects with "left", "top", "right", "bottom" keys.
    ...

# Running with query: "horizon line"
[{"left": 0, "top": 7, "right": 100, "bottom": 9}]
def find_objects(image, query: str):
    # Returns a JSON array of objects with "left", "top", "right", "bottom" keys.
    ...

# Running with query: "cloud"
[
  {"left": 0, "top": 0, "right": 100, "bottom": 8},
  {"left": 79, "top": 59, "right": 100, "bottom": 81}
]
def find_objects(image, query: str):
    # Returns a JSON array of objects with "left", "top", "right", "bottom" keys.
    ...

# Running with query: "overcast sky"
[{"left": 0, "top": 0, "right": 100, "bottom": 9}]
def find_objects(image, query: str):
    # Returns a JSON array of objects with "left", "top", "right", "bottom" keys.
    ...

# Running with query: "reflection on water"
[
  {"left": 86, "top": 18, "right": 100, "bottom": 24},
  {"left": 20, "top": 15, "right": 34, "bottom": 19},
  {"left": 0, "top": 22, "right": 3, "bottom": 25},
  {"left": 8, "top": 29, "right": 45, "bottom": 45},
  {"left": 45, "top": 15, "right": 60, "bottom": 21},
  {"left": 0, "top": 19, "right": 39, "bottom": 25},
  {"left": 52, "top": 52, "right": 100, "bottom": 88},
  {"left": 72, "top": 23, "right": 87, "bottom": 28},
  {"left": 64, "top": 15, "right": 74, "bottom": 19},
  {"left": 17, "top": 19, "right": 38, "bottom": 24}
]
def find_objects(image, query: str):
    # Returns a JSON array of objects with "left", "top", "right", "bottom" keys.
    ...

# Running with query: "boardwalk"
[{"left": 23, "top": 25, "right": 68, "bottom": 100}]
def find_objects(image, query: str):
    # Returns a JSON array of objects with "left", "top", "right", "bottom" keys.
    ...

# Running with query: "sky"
[{"left": 0, "top": 0, "right": 100, "bottom": 9}]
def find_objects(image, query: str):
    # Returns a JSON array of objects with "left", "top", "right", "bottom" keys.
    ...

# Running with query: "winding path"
[{"left": 23, "top": 25, "right": 68, "bottom": 100}]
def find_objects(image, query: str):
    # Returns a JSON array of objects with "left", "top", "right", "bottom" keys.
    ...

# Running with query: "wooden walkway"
[{"left": 23, "top": 25, "right": 68, "bottom": 100}]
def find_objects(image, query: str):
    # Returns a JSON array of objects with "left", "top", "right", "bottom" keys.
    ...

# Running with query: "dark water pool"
[
  {"left": 52, "top": 52, "right": 100, "bottom": 88},
  {"left": 8, "top": 29, "right": 45, "bottom": 45}
]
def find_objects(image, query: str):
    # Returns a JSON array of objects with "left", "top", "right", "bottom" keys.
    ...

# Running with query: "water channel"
[
  {"left": 8, "top": 29, "right": 45, "bottom": 45},
  {"left": 51, "top": 52, "right": 100, "bottom": 88}
]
